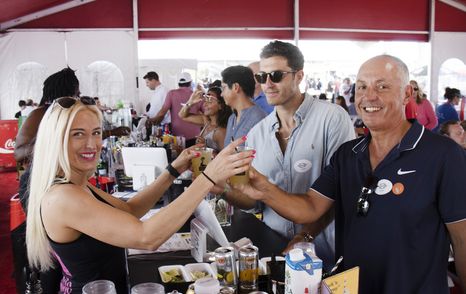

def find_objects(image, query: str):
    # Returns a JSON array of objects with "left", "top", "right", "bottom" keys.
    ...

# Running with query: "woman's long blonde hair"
[
  {"left": 26, "top": 98, "right": 102, "bottom": 271},
  {"left": 410, "top": 80, "right": 424, "bottom": 104}
]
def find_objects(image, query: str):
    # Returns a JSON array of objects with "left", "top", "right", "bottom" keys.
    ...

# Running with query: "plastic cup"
[
  {"left": 191, "top": 147, "right": 213, "bottom": 178},
  {"left": 229, "top": 146, "right": 254, "bottom": 186},
  {"left": 131, "top": 282, "right": 165, "bottom": 294},
  {"left": 82, "top": 280, "right": 116, "bottom": 294},
  {"left": 194, "top": 277, "right": 220, "bottom": 294}
]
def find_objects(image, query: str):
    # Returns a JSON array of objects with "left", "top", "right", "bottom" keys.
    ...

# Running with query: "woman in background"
[
  {"left": 335, "top": 95, "right": 349, "bottom": 113},
  {"left": 26, "top": 96, "right": 252, "bottom": 293},
  {"left": 179, "top": 81, "right": 232, "bottom": 152},
  {"left": 410, "top": 80, "right": 437, "bottom": 130},
  {"left": 436, "top": 87, "right": 461, "bottom": 132}
]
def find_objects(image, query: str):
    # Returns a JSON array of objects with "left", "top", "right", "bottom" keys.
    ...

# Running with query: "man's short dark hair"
[
  {"left": 260, "top": 40, "right": 304, "bottom": 71},
  {"left": 439, "top": 120, "right": 460, "bottom": 136},
  {"left": 143, "top": 71, "right": 159, "bottom": 81},
  {"left": 18, "top": 100, "right": 26, "bottom": 107},
  {"left": 221, "top": 66, "right": 255, "bottom": 98}
]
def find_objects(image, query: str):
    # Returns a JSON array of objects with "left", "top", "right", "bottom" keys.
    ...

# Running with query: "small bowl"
[
  {"left": 158, "top": 265, "right": 189, "bottom": 283},
  {"left": 185, "top": 263, "right": 215, "bottom": 281}
]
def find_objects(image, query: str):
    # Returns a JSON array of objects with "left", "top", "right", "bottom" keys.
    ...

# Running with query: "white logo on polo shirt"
[
  {"left": 294, "top": 159, "right": 312, "bottom": 173},
  {"left": 375, "top": 179, "right": 393, "bottom": 195},
  {"left": 397, "top": 168, "right": 416, "bottom": 175}
]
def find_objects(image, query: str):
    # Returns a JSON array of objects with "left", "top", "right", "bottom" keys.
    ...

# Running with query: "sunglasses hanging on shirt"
[{"left": 356, "top": 175, "right": 379, "bottom": 217}]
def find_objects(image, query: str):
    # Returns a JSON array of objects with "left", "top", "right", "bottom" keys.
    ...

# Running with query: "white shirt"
[
  {"left": 339, "top": 83, "right": 352, "bottom": 105},
  {"left": 21, "top": 106, "right": 35, "bottom": 117},
  {"left": 147, "top": 84, "right": 170, "bottom": 124}
]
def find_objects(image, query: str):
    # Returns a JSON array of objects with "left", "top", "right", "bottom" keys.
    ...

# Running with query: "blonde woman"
[
  {"left": 26, "top": 97, "right": 253, "bottom": 293},
  {"left": 410, "top": 80, "right": 437, "bottom": 130}
]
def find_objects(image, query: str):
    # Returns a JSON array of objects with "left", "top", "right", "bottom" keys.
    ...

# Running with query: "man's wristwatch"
[{"left": 299, "top": 232, "right": 314, "bottom": 242}]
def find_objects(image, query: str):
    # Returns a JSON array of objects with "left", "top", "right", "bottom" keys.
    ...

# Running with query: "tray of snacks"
[{"left": 158, "top": 265, "right": 190, "bottom": 283}]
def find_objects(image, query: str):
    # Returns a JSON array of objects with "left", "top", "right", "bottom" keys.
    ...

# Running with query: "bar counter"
[{"left": 127, "top": 209, "right": 289, "bottom": 292}]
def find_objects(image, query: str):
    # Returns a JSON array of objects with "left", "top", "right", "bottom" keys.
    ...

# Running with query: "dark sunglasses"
[
  {"left": 356, "top": 175, "right": 379, "bottom": 217},
  {"left": 254, "top": 71, "right": 296, "bottom": 84},
  {"left": 413, "top": 87, "right": 419, "bottom": 91},
  {"left": 54, "top": 96, "right": 96, "bottom": 109}
]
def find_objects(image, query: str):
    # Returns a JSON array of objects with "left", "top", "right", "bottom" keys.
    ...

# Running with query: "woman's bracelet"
[
  {"left": 166, "top": 163, "right": 180, "bottom": 178},
  {"left": 201, "top": 171, "right": 216, "bottom": 186}
]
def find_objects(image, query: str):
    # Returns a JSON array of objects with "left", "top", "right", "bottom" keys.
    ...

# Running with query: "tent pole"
[
  {"left": 133, "top": 0, "right": 141, "bottom": 113},
  {"left": 294, "top": 0, "right": 299, "bottom": 46},
  {"left": 429, "top": 0, "right": 436, "bottom": 104}
]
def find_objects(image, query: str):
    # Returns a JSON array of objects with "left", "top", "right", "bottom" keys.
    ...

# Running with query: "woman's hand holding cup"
[
  {"left": 202, "top": 136, "right": 255, "bottom": 186},
  {"left": 170, "top": 144, "right": 203, "bottom": 174}
]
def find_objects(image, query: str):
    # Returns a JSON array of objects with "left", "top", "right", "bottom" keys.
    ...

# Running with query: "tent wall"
[
  {"left": 431, "top": 31, "right": 466, "bottom": 101},
  {"left": 0, "top": 32, "right": 66, "bottom": 119},
  {"left": 0, "top": 30, "right": 138, "bottom": 119}
]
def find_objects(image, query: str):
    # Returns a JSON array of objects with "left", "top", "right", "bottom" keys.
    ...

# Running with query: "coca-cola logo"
[
  {"left": 5, "top": 138, "right": 15, "bottom": 149},
  {"left": 0, "top": 138, "right": 15, "bottom": 154}
]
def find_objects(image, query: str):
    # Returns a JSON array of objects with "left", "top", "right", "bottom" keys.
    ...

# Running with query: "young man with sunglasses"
[
  {"left": 238, "top": 54, "right": 466, "bottom": 293},
  {"left": 223, "top": 41, "right": 354, "bottom": 271}
]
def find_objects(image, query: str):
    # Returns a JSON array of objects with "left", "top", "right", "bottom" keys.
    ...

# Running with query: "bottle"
[
  {"left": 164, "top": 123, "right": 171, "bottom": 135},
  {"left": 98, "top": 147, "right": 108, "bottom": 176},
  {"left": 25, "top": 270, "right": 43, "bottom": 294},
  {"left": 94, "top": 170, "right": 101, "bottom": 189}
]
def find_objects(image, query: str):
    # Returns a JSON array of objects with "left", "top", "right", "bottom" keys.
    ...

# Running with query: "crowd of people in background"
[{"left": 13, "top": 64, "right": 464, "bottom": 151}]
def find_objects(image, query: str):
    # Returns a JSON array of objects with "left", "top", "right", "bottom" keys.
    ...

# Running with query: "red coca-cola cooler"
[{"left": 0, "top": 120, "right": 18, "bottom": 171}]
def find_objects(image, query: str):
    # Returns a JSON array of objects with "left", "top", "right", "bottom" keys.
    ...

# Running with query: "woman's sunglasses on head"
[{"left": 54, "top": 96, "right": 96, "bottom": 109}]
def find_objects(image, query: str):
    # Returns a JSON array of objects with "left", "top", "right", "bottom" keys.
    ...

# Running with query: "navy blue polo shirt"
[{"left": 312, "top": 122, "right": 466, "bottom": 294}]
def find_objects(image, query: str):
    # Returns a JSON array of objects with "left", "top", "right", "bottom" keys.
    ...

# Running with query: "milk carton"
[{"left": 285, "top": 248, "right": 322, "bottom": 294}]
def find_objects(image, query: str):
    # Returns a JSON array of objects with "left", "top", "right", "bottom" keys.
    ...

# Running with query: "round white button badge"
[
  {"left": 375, "top": 179, "right": 393, "bottom": 195},
  {"left": 293, "top": 159, "right": 312, "bottom": 173}
]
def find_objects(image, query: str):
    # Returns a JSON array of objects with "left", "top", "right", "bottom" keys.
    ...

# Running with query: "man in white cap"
[{"left": 149, "top": 72, "right": 202, "bottom": 144}]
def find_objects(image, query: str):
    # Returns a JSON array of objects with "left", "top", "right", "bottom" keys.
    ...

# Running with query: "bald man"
[{"left": 239, "top": 55, "right": 466, "bottom": 293}]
